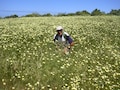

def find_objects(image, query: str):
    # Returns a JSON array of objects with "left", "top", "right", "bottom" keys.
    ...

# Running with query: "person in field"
[{"left": 53, "top": 26, "right": 74, "bottom": 54}]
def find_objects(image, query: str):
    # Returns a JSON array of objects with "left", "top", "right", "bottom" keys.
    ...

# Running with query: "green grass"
[{"left": 0, "top": 16, "right": 120, "bottom": 90}]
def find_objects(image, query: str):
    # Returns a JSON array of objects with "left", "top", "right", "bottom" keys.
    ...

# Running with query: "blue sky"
[{"left": 0, "top": 0, "right": 120, "bottom": 17}]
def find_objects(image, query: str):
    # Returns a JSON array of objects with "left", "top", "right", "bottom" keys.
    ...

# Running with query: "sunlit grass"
[{"left": 0, "top": 16, "right": 120, "bottom": 90}]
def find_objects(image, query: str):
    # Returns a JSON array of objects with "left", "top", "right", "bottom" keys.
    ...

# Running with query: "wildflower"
[
  {"left": 12, "top": 87, "right": 15, "bottom": 90},
  {"left": 3, "top": 82, "right": 6, "bottom": 85}
]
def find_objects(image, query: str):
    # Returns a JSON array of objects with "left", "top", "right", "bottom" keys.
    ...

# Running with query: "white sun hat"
[{"left": 56, "top": 26, "right": 63, "bottom": 31}]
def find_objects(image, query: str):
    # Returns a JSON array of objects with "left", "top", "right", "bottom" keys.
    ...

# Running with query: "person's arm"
[
  {"left": 66, "top": 36, "right": 74, "bottom": 46},
  {"left": 53, "top": 34, "right": 60, "bottom": 50},
  {"left": 64, "top": 32, "right": 74, "bottom": 46},
  {"left": 70, "top": 42, "right": 74, "bottom": 46},
  {"left": 53, "top": 34, "right": 56, "bottom": 42}
]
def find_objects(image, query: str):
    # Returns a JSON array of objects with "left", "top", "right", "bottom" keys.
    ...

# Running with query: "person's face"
[{"left": 57, "top": 30, "right": 62, "bottom": 36}]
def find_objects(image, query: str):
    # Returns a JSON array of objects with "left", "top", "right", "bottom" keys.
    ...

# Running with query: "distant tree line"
[
  {"left": 4, "top": 14, "right": 18, "bottom": 18},
  {"left": 2, "top": 9, "right": 120, "bottom": 18}
]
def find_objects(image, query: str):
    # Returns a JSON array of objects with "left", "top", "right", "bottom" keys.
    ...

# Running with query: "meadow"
[{"left": 0, "top": 16, "right": 120, "bottom": 90}]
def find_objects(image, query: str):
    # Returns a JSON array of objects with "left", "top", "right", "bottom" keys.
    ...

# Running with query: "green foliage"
[
  {"left": 76, "top": 10, "right": 90, "bottom": 16},
  {"left": 42, "top": 13, "right": 52, "bottom": 17},
  {"left": 67, "top": 13, "right": 76, "bottom": 16},
  {"left": 91, "top": 9, "right": 106, "bottom": 16},
  {"left": 109, "top": 9, "right": 120, "bottom": 16},
  {"left": 4, "top": 14, "right": 18, "bottom": 18},
  {"left": 0, "top": 16, "right": 120, "bottom": 90},
  {"left": 24, "top": 13, "right": 41, "bottom": 17}
]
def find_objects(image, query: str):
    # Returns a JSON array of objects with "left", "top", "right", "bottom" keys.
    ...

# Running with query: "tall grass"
[{"left": 0, "top": 16, "right": 120, "bottom": 90}]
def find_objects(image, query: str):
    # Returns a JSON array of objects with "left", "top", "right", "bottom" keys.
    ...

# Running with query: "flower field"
[{"left": 0, "top": 16, "right": 120, "bottom": 90}]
